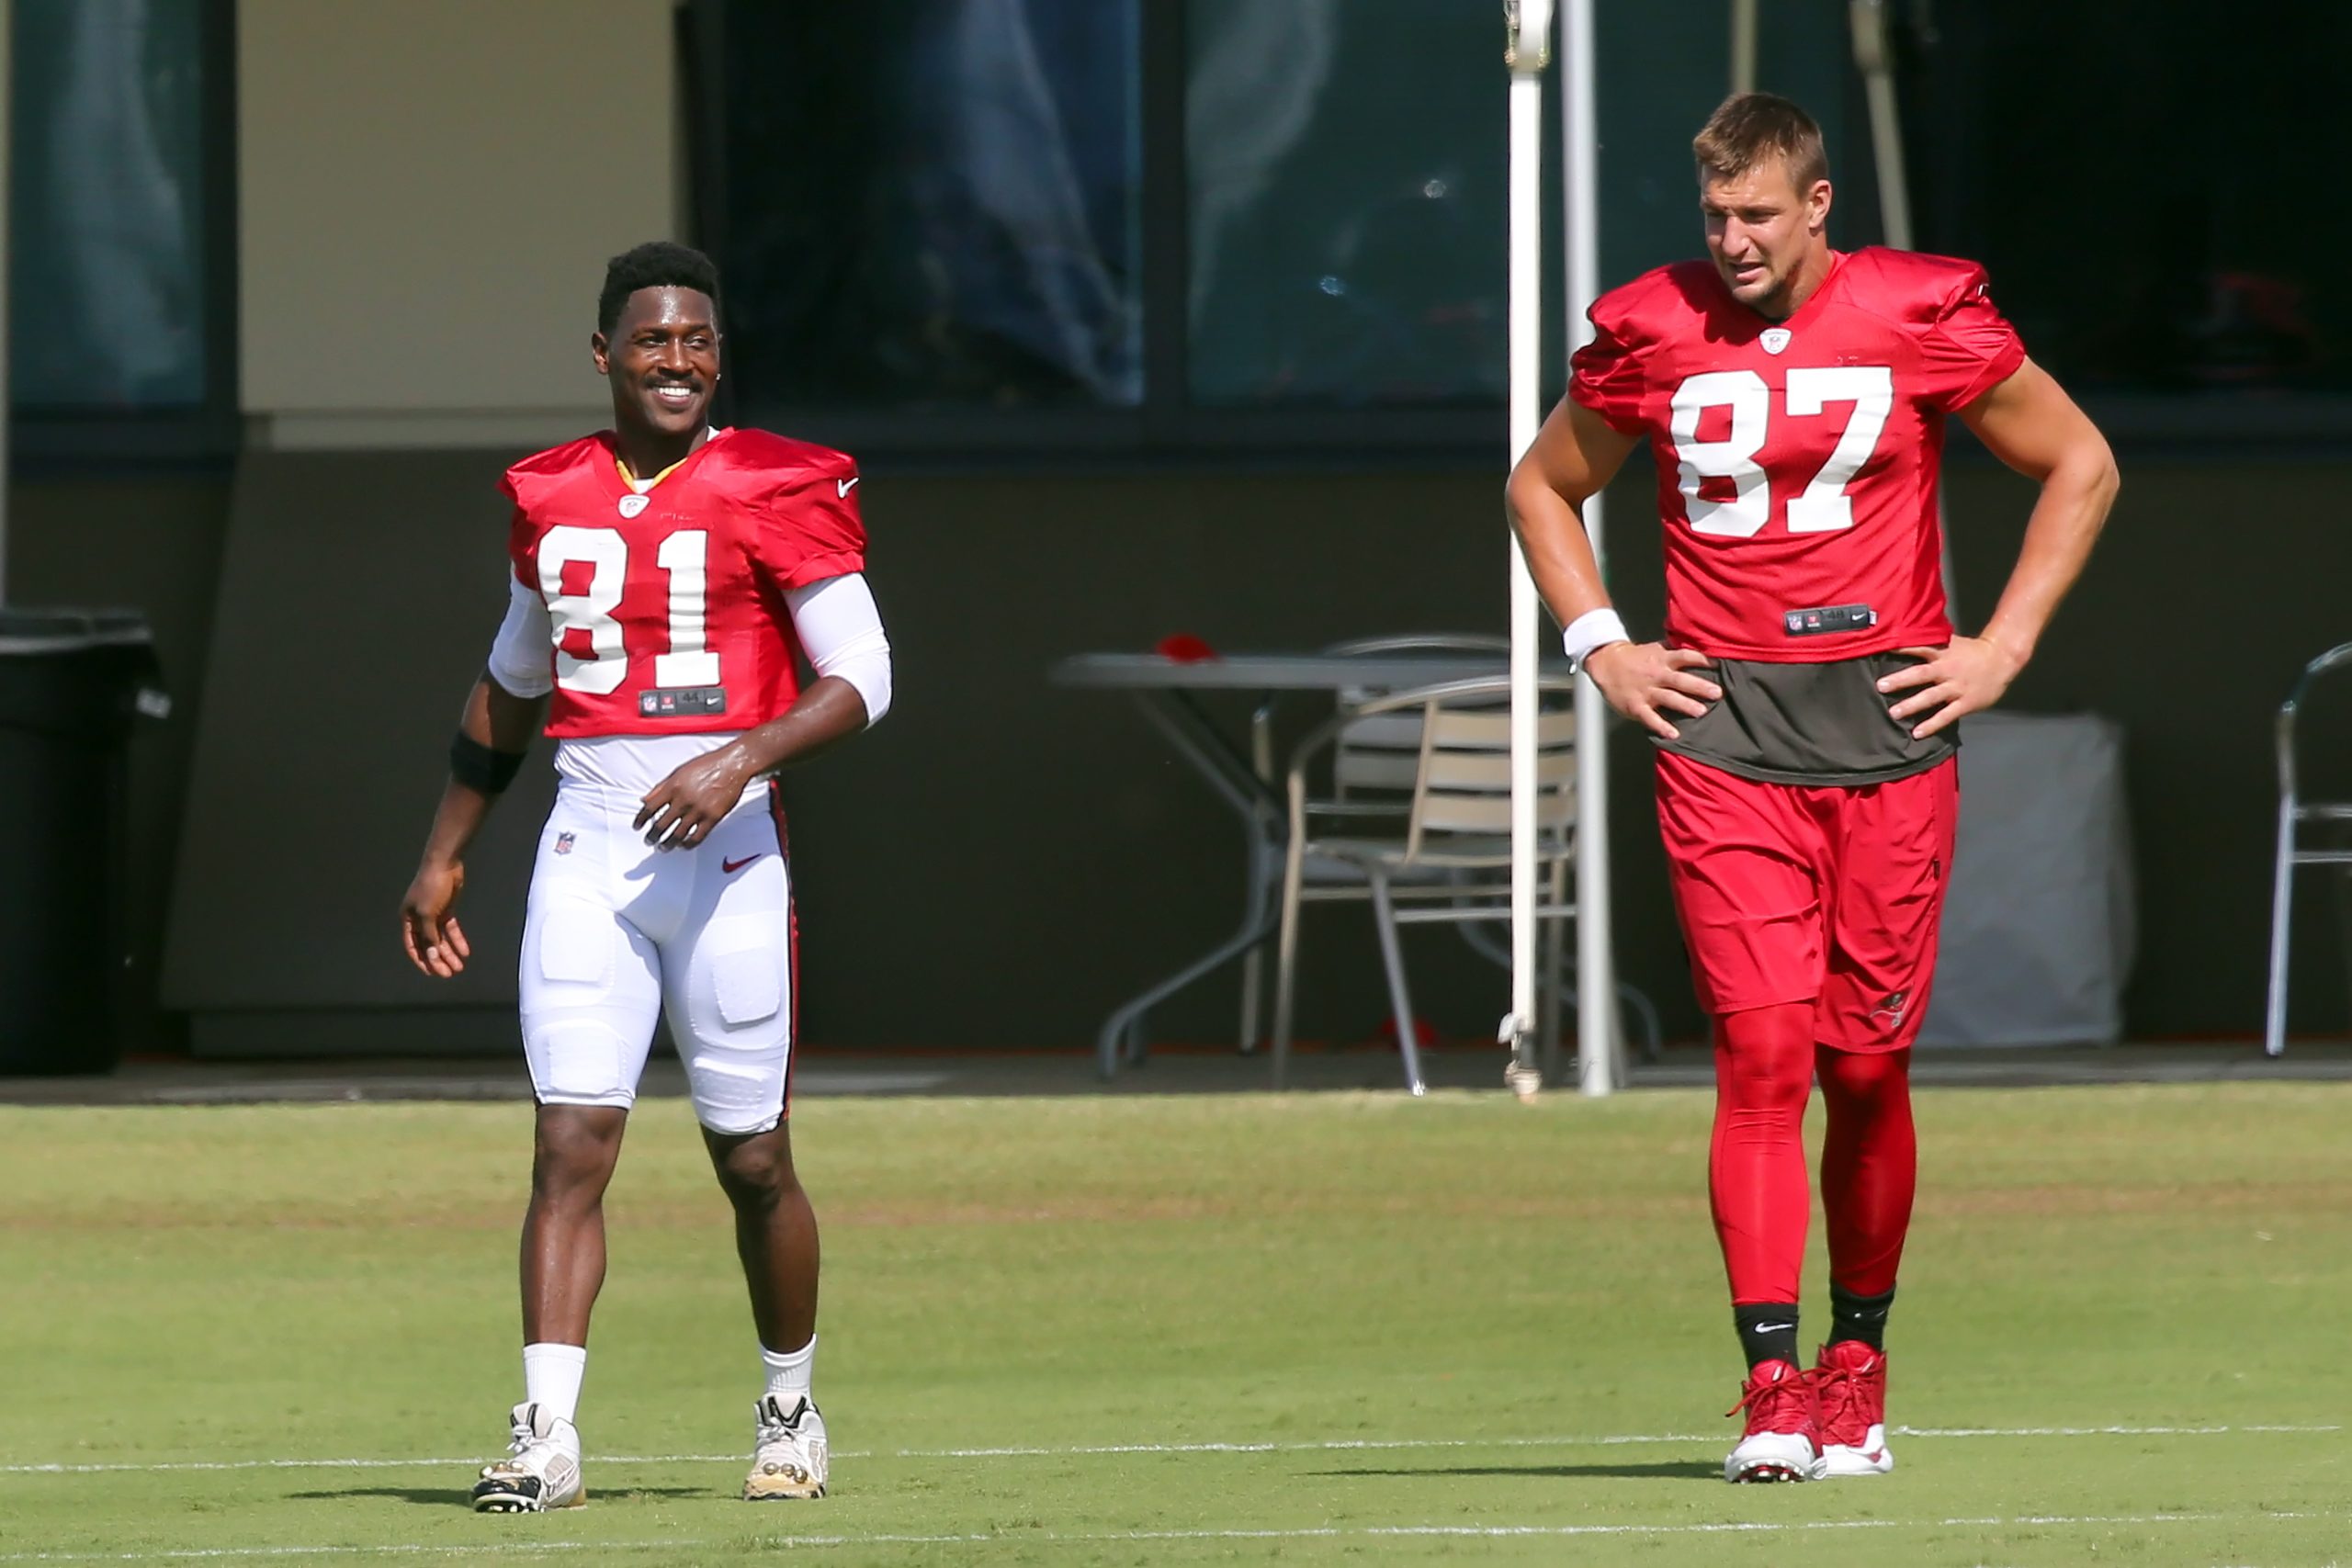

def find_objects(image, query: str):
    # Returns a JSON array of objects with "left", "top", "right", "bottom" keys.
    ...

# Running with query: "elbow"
[
  {"left": 2047, "top": 431, "right": 2119, "bottom": 517},
  {"left": 2076, "top": 437, "right": 2121, "bottom": 521},
  {"left": 821, "top": 645, "right": 892, "bottom": 728},
  {"left": 1504, "top": 461, "right": 1549, "bottom": 535}
]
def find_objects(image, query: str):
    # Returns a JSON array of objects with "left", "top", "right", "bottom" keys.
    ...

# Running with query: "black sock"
[
  {"left": 1829, "top": 1284, "right": 1895, "bottom": 1351},
  {"left": 1734, "top": 1303, "right": 1801, "bottom": 1370}
]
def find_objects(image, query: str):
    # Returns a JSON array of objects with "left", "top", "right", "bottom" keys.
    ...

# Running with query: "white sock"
[
  {"left": 522, "top": 1342, "right": 587, "bottom": 1428},
  {"left": 761, "top": 1336, "right": 816, "bottom": 1404}
]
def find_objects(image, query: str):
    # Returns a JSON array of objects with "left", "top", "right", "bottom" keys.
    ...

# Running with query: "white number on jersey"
[
  {"left": 1668, "top": 366, "right": 1894, "bottom": 539},
  {"left": 653, "top": 531, "right": 719, "bottom": 688},
  {"left": 534, "top": 526, "right": 719, "bottom": 694}
]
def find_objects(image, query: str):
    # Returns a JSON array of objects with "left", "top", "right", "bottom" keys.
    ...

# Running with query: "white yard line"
[
  {"left": 0, "top": 1510, "right": 2332, "bottom": 1562},
  {"left": 1, "top": 1422, "right": 2336, "bottom": 1476}
]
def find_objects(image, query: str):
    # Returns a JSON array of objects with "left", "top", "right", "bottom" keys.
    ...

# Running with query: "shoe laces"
[
  {"left": 1811, "top": 1350, "right": 1881, "bottom": 1446},
  {"left": 756, "top": 1394, "right": 811, "bottom": 1450},
  {"left": 1725, "top": 1364, "right": 1813, "bottom": 1435}
]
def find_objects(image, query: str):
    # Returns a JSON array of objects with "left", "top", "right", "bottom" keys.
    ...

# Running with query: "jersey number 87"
[{"left": 1670, "top": 365, "right": 1893, "bottom": 539}]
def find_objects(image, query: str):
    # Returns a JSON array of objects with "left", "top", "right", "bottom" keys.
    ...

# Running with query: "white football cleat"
[
  {"left": 1723, "top": 1359, "right": 1826, "bottom": 1483},
  {"left": 470, "top": 1402, "right": 585, "bottom": 1513},
  {"left": 743, "top": 1393, "right": 829, "bottom": 1500}
]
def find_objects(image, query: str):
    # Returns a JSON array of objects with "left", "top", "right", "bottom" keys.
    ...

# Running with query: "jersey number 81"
[{"left": 536, "top": 525, "right": 718, "bottom": 695}]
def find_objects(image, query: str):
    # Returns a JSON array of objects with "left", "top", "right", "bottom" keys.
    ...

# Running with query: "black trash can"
[{"left": 0, "top": 610, "right": 167, "bottom": 1075}]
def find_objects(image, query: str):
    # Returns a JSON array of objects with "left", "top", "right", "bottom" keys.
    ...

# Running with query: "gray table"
[{"left": 1052, "top": 651, "right": 1577, "bottom": 1077}]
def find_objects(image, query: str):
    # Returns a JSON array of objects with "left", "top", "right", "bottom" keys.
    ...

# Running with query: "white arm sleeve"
[
  {"left": 485, "top": 575, "right": 555, "bottom": 698},
  {"left": 785, "top": 573, "right": 892, "bottom": 726}
]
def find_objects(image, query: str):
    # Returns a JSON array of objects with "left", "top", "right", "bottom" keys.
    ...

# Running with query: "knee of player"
[
  {"left": 710, "top": 1133, "right": 799, "bottom": 1210},
  {"left": 529, "top": 1105, "right": 627, "bottom": 1197}
]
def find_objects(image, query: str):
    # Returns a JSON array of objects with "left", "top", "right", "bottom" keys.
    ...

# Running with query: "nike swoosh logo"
[
  {"left": 836, "top": 477, "right": 859, "bottom": 499},
  {"left": 722, "top": 854, "right": 763, "bottom": 874}
]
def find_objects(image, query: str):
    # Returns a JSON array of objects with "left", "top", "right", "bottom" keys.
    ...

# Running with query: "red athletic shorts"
[{"left": 1654, "top": 750, "right": 1958, "bottom": 1052}]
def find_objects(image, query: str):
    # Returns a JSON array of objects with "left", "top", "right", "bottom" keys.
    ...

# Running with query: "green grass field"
[{"left": 3, "top": 1083, "right": 2347, "bottom": 1565}]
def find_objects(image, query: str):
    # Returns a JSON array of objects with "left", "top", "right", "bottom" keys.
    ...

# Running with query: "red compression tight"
[
  {"left": 1710, "top": 1004, "right": 1917, "bottom": 1304},
  {"left": 1816, "top": 1043, "right": 1915, "bottom": 1299}
]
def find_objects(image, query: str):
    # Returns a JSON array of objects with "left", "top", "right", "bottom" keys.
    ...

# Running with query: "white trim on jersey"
[
  {"left": 488, "top": 576, "right": 557, "bottom": 699},
  {"left": 785, "top": 574, "right": 892, "bottom": 726}
]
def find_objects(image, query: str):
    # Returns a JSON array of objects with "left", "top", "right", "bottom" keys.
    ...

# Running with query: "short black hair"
[{"left": 597, "top": 242, "right": 721, "bottom": 335}]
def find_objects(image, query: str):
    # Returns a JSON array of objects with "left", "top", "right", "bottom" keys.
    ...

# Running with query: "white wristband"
[{"left": 1561, "top": 608, "right": 1632, "bottom": 668}]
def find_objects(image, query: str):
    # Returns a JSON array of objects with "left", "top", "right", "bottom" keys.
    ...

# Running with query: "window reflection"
[
  {"left": 10, "top": 0, "right": 209, "bottom": 412},
  {"left": 712, "top": 0, "right": 1142, "bottom": 411}
]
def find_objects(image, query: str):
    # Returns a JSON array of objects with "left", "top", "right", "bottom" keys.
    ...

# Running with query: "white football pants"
[{"left": 519, "top": 771, "right": 796, "bottom": 1134}]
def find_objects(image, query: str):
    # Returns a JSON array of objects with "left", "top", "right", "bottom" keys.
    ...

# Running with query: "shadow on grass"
[
  {"left": 290, "top": 1485, "right": 707, "bottom": 1507},
  {"left": 1307, "top": 1461, "right": 1715, "bottom": 1483}
]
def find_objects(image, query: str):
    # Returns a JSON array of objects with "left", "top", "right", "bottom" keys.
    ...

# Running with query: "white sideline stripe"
[
  {"left": 2, "top": 1421, "right": 2336, "bottom": 1475},
  {"left": 0, "top": 1510, "right": 2331, "bottom": 1562}
]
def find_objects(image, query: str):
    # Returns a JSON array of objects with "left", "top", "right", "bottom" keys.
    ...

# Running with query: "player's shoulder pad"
[
  {"left": 716, "top": 427, "right": 859, "bottom": 483},
  {"left": 1843, "top": 246, "right": 1994, "bottom": 321},
  {"left": 501, "top": 433, "right": 613, "bottom": 501},
  {"left": 1588, "top": 262, "right": 1712, "bottom": 350}
]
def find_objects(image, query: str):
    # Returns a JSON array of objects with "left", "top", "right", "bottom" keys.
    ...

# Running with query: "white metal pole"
[
  {"left": 1849, "top": 0, "right": 1911, "bottom": 250},
  {"left": 1504, "top": 0, "right": 1553, "bottom": 1100},
  {"left": 1847, "top": 0, "right": 1954, "bottom": 616},
  {"left": 1563, "top": 0, "right": 1617, "bottom": 1097},
  {"left": 0, "top": 0, "right": 13, "bottom": 605},
  {"left": 1730, "top": 0, "right": 1758, "bottom": 95}
]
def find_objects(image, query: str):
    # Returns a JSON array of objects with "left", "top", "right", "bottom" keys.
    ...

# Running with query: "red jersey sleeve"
[
  {"left": 1916, "top": 264, "right": 2026, "bottom": 412},
  {"left": 752, "top": 454, "right": 868, "bottom": 590},
  {"left": 1567, "top": 296, "right": 1651, "bottom": 434}
]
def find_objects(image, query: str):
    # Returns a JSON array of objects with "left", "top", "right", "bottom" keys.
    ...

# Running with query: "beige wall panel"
[{"left": 240, "top": 0, "right": 678, "bottom": 424}]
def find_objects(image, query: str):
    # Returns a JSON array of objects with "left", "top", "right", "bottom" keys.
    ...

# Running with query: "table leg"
[{"left": 1094, "top": 691, "right": 1282, "bottom": 1077}]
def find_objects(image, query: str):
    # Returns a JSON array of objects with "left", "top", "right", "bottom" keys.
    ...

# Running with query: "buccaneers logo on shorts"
[{"left": 1870, "top": 989, "right": 1910, "bottom": 1031}]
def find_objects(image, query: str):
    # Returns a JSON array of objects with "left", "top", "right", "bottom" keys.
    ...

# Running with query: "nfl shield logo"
[
  {"left": 617, "top": 494, "right": 650, "bottom": 518},
  {"left": 553, "top": 831, "right": 576, "bottom": 856},
  {"left": 1759, "top": 327, "right": 1792, "bottom": 355}
]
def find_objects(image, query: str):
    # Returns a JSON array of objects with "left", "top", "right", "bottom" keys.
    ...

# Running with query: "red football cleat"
[
  {"left": 1812, "top": 1340, "right": 1894, "bottom": 1476},
  {"left": 1722, "top": 1359, "right": 1824, "bottom": 1483}
]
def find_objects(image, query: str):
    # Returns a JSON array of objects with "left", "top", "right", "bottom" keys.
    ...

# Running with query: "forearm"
[
  {"left": 718, "top": 677, "right": 871, "bottom": 778},
  {"left": 1977, "top": 447, "right": 2120, "bottom": 665},
  {"left": 1505, "top": 468, "right": 1615, "bottom": 628},
  {"left": 419, "top": 676, "right": 545, "bottom": 865},
  {"left": 418, "top": 779, "right": 497, "bottom": 867}
]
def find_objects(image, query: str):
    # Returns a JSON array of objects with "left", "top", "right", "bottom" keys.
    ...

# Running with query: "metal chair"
[
  {"left": 1241, "top": 636, "right": 1660, "bottom": 1069},
  {"left": 2265, "top": 640, "right": 2352, "bottom": 1055},
  {"left": 1237, "top": 634, "right": 1511, "bottom": 1050},
  {"left": 1270, "top": 674, "right": 1581, "bottom": 1094}
]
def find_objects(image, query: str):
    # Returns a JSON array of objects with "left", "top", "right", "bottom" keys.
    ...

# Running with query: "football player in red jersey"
[
  {"left": 1508, "top": 96, "right": 2118, "bottom": 1483},
  {"left": 398, "top": 243, "right": 891, "bottom": 1510}
]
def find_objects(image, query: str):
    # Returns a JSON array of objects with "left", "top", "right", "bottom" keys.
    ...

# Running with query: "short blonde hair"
[{"left": 1692, "top": 92, "right": 1828, "bottom": 191}]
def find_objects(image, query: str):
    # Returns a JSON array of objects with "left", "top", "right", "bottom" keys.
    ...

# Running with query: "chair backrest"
[
  {"left": 1324, "top": 634, "right": 1511, "bottom": 810},
  {"left": 2278, "top": 640, "right": 2352, "bottom": 802},
  {"left": 1406, "top": 689, "right": 1577, "bottom": 859}
]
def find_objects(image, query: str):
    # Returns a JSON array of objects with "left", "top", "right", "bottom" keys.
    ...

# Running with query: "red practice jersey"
[
  {"left": 503, "top": 429, "right": 866, "bottom": 739},
  {"left": 1569, "top": 247, "right": 2023, "bottom": 661}
]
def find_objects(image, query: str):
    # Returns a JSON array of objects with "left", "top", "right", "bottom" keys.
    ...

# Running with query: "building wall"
[
  {"left": 153, "top": 448, "right": 2352, "bottom": 1054},
  {"left": 237, "top": 0, "right": 680, "bottom": 449},
  {"left": 17, "top": 0, "right": 2347, "bottom": 1060}
]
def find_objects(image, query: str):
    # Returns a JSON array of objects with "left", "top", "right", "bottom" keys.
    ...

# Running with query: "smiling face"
[
  {"left": 1700, "top": 155, "right": 1833, "bottom": 319},
  {"left": 592, "top": 287, "right": 720, "bottom": 444}
]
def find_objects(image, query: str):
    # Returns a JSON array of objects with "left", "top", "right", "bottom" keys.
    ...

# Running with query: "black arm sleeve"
[{"left": 449, "top": 731, "right": 528, "bottom": 795}]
